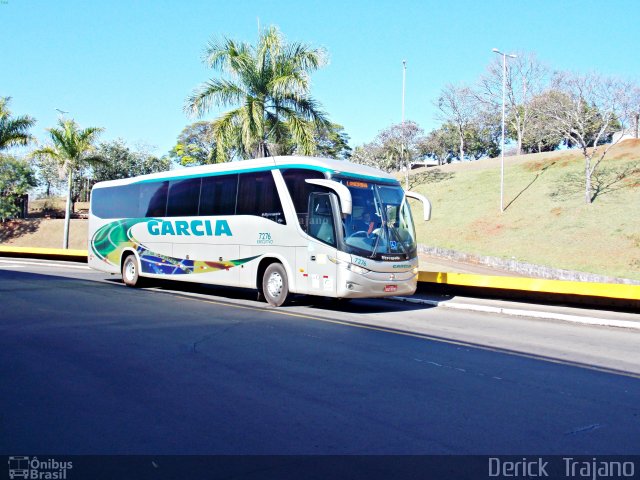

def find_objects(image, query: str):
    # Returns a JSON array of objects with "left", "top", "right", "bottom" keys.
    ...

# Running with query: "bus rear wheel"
[
  {"left": 262, "top": 263, "right": 289, "bottom": 307},
  {"left": 122, "top": 254, "right": 144, "bottom": 288}
]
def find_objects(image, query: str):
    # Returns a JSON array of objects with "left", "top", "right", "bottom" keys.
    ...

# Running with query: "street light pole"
[
  {"left": 492, "top": 48, "right": 516, "bottom": 213},
  {"left": 402, "top": 60, "right": 406, "bottom": 123},
  {"left": 402, "top": 60, "right": 408, "bottom": 189}
]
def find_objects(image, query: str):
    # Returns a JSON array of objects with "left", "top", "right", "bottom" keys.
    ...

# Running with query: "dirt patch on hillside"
[
  {"left": 550, "top": 207, "right": 563, "bottom": 216},
  {"left": 466, "top": 218, "right": 505, "bottom": 239}
]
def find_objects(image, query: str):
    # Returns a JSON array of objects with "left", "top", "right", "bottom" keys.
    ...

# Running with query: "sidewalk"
[
  {"left": 416, "top": 250, "right": 640, "bottom": 328},
  {"left": 397, "top": 288, "right": 640, "bottom": 330}
]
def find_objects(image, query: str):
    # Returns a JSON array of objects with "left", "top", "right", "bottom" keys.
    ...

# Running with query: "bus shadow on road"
[{"left": 105, "top": 277, "right": 437, "bottom": 315}]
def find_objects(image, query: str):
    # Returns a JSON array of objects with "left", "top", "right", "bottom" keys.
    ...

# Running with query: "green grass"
[
  {"left": 4, "top": 144, "right": 640, "bottom": 280},
  {"left": 407, "top": 139, "right": 640, "bottom": 280}
]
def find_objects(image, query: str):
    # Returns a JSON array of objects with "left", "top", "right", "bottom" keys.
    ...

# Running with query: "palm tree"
[
  {"left": 186, "top": 26, "right": 330, "bottom": 161},
  {"left": 0, "top": 97, "right": 35, "bottom": 151},
  {"left": 32, "top": 119, "right": 103, "bottom": 248}
]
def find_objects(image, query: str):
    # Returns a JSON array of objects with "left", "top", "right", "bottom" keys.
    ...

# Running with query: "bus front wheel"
[
  {"left": 122, "top": 254, "right": 143, "bottom": 288},
  {"left": 262, "top": 263, "right": 289, "bottom": 307}
]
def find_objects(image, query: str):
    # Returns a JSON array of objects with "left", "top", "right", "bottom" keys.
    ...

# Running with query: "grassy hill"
[
  {"left": 2, "top": 141, "right": 639, "bottom": 281},
  {"left": 408, "top": 139, "right": 640, "bottom": 281}
]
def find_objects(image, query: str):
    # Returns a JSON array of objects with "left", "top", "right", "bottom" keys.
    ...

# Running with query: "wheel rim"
[
  {"left": 266, "top": 271, "right": 283, "bottom": 299},
  {"left": 125, "top": 259, "right": 136, "bottom": 282}
]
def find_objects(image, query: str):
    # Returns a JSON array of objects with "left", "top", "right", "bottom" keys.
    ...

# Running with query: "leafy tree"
[
  {"left": 435, "top": 84, "right": 477, "bottom": 161},
  {"left": 351, "top": 121, "right": 424, "bottom": 174},
  {"left": 419, "top": 124, "right": 458, "bottom": 165},
  {"left": 478, "top": 52, "right": 549, "bottom": 155},
  {"left": 422, "top": 115, "right": 499, "bottom": 164},
  {"left": 561, "top": 102, "right": 621, "bottom": 149},
  {"left": 350, "top": 142, "right": 384, "bottom": 170},
  {"left": 0, "top": 97, "right": 35, "bottom": 151},
  {"left": 312, "top": 123, "right": 352, "bottom": 160},
  {"left": 185, "top": 25, "right": 330, "bottom": 161},
  {"left": 31, "top": 119, "right": 103, "bottom": 248},
  {"left": 248, "top": 121, "right": 352, "bottom": 159},
  {"left": 509, "top": 95, "right": 562, "bottom": 153},
  {"left": 34, "top": 154, "right": 64, "bottom": 197},
  {"left": 537, "top": 73, "right": 632, "bottom": 203},
  {"left": 463, "top": 111, "right": 501, "bottom": 160},
  {"left": 0, "top": 155, "right": 37, "bottom": 221},
  {"left": 169, "top": 122, "right": 217, "bottom": 166},
  {"left": 93, "top": 139, "right": 170, "bottom": 182}
]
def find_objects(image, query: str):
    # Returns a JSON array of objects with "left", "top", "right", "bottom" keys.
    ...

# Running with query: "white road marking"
[{"left": 0, "top": 259, "right": 90, "bottom": 270}]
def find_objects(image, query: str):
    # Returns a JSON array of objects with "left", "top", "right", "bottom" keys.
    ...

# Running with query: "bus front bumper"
[{"left": 336, "top": 268, "right": 418, "bottom": 299}]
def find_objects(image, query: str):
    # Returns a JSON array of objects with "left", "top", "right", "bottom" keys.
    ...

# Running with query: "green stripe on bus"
[{"left": 134, "top": 164, "right": 400, "bottom": 185}]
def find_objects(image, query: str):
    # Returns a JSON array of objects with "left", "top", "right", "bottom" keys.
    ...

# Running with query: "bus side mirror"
[
  {"left": 405, "top": 191, "right": 431, "bottom": 221},
  {"left": 305, "top": 179, "right": 352, "bottom": 215}
]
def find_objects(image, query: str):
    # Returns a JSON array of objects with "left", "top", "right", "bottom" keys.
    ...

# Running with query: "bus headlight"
[
  {"left": 347, "top": 263, "right": 369, "bottom": 275},
  {"left": 412, "top": 267, "right": 419, "bottom": 275}
]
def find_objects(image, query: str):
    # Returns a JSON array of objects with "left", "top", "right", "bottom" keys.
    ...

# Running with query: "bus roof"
[{"left": 91, "top": 155, "right": 400, "bottom": 189}]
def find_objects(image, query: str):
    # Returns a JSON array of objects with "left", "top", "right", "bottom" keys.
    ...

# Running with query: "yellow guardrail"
[
  {"left": 0, "top": 246, "right": 88, "bottom": 259},
  {"left": 1, "top": 246, "right": 638, "bottom": 301},
  {"left": 419, "top": 271, "right": 640, "bottom": 301}
]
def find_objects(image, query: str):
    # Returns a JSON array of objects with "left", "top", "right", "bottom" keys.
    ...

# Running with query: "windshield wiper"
[
  {"left": 387, "top": 224, "right": 409, "bottom": 255},
  {"left": 369, "top": 225, "right": 383, "bottom": 259}
]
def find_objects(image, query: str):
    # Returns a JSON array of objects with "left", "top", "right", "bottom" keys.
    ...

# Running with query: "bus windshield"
[{"left": 337, "top": 178, "right": 417, "bottom": 260}]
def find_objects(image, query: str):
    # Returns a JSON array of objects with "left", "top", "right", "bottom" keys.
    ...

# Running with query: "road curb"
[
  {"left": 390, "top": 296, "right": 640, "bottom": 330},
  {"left": 1, "top": 246, "right": 638, "bottom": 310}
]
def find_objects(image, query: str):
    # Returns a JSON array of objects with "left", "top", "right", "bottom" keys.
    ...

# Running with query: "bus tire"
[
  {"left": 262, "top": 263, "right": 289, "bottom": 307},
  {"left": 122, "top": 254, "right": 144, "bottom": 288}
]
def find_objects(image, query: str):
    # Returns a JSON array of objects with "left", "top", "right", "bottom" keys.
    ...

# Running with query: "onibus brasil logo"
[{"left": 8, "top": 456, "right": 72, "bottom": 479}]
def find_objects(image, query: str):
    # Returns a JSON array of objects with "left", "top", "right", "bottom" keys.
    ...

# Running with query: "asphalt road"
[{"left": 0, "top": 258, "right": 639, "bottom": 455}]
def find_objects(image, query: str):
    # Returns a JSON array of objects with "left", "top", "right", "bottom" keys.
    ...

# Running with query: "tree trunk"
[
  {"left": 459, "top": 134, "right": 464, "bottom": 161},
  {"left": 585, "top": 158, "right": 592, "bottom": 204},
  {"left": 517, "top": 130, "right": 523, "bottom": 156},
  {"left": 63, "top": 169, "right": 73, "bottom": 249},
  {"left": 635, "top": 113, "right": 639, "bottom": 139}
]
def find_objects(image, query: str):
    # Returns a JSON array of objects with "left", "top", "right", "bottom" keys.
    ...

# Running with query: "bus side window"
[
  {"left": 91, "top": 183, "right": 139, "bottom": 219},
  {"left": 140, "top": 181, "right": 168, "bottom": 217},
  {"left": 237, "top": 171, "right": 286, "bottom": 224},
  {"left": 167, "top": 178, "right": 201, "bottom": 217},
  {"left": 282, "top": 168, "right": 325, "bottom": 232},
  {"left": 308, "top": 193, "right": 336, "bottom": 247},
  {"left": 199, "top": 174, "right": 238, "bottom": 216}
]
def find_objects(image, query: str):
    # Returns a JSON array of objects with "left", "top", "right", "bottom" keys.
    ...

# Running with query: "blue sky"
[{"left": 2, "top": 0, "right": 639, "bottom": 157}]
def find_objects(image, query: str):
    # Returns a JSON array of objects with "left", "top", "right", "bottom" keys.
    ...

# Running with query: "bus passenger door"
[{"left": 306, "top": 193, "right": 338, "bottom": 296}]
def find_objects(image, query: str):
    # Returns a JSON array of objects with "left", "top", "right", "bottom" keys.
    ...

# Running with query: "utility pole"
[
  {"left": 402, "top": 60, "right": 408, "bottom": 189},
  {"left": 492, "top": 49, "right": 516, "bottom": 213}
]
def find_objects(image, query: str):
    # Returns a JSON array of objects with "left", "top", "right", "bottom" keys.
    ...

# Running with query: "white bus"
[{"left": 88, "top": 156, "right": 431, "bottom": 306}]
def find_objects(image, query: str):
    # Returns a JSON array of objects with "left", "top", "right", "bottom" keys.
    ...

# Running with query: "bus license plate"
[{"left": 384, "top": 285, "right": 397, "bottom": 292}]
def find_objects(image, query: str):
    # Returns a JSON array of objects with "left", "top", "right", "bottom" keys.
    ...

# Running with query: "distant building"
[
  {"left": 612, "top": 129, "right": 638, "bottom": 143},
  {"left": 613, "top": 115, "right": 640, "bottom": 143},
  {"left": 410, "top": 159, "right": 439, "bottom": 169}
]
